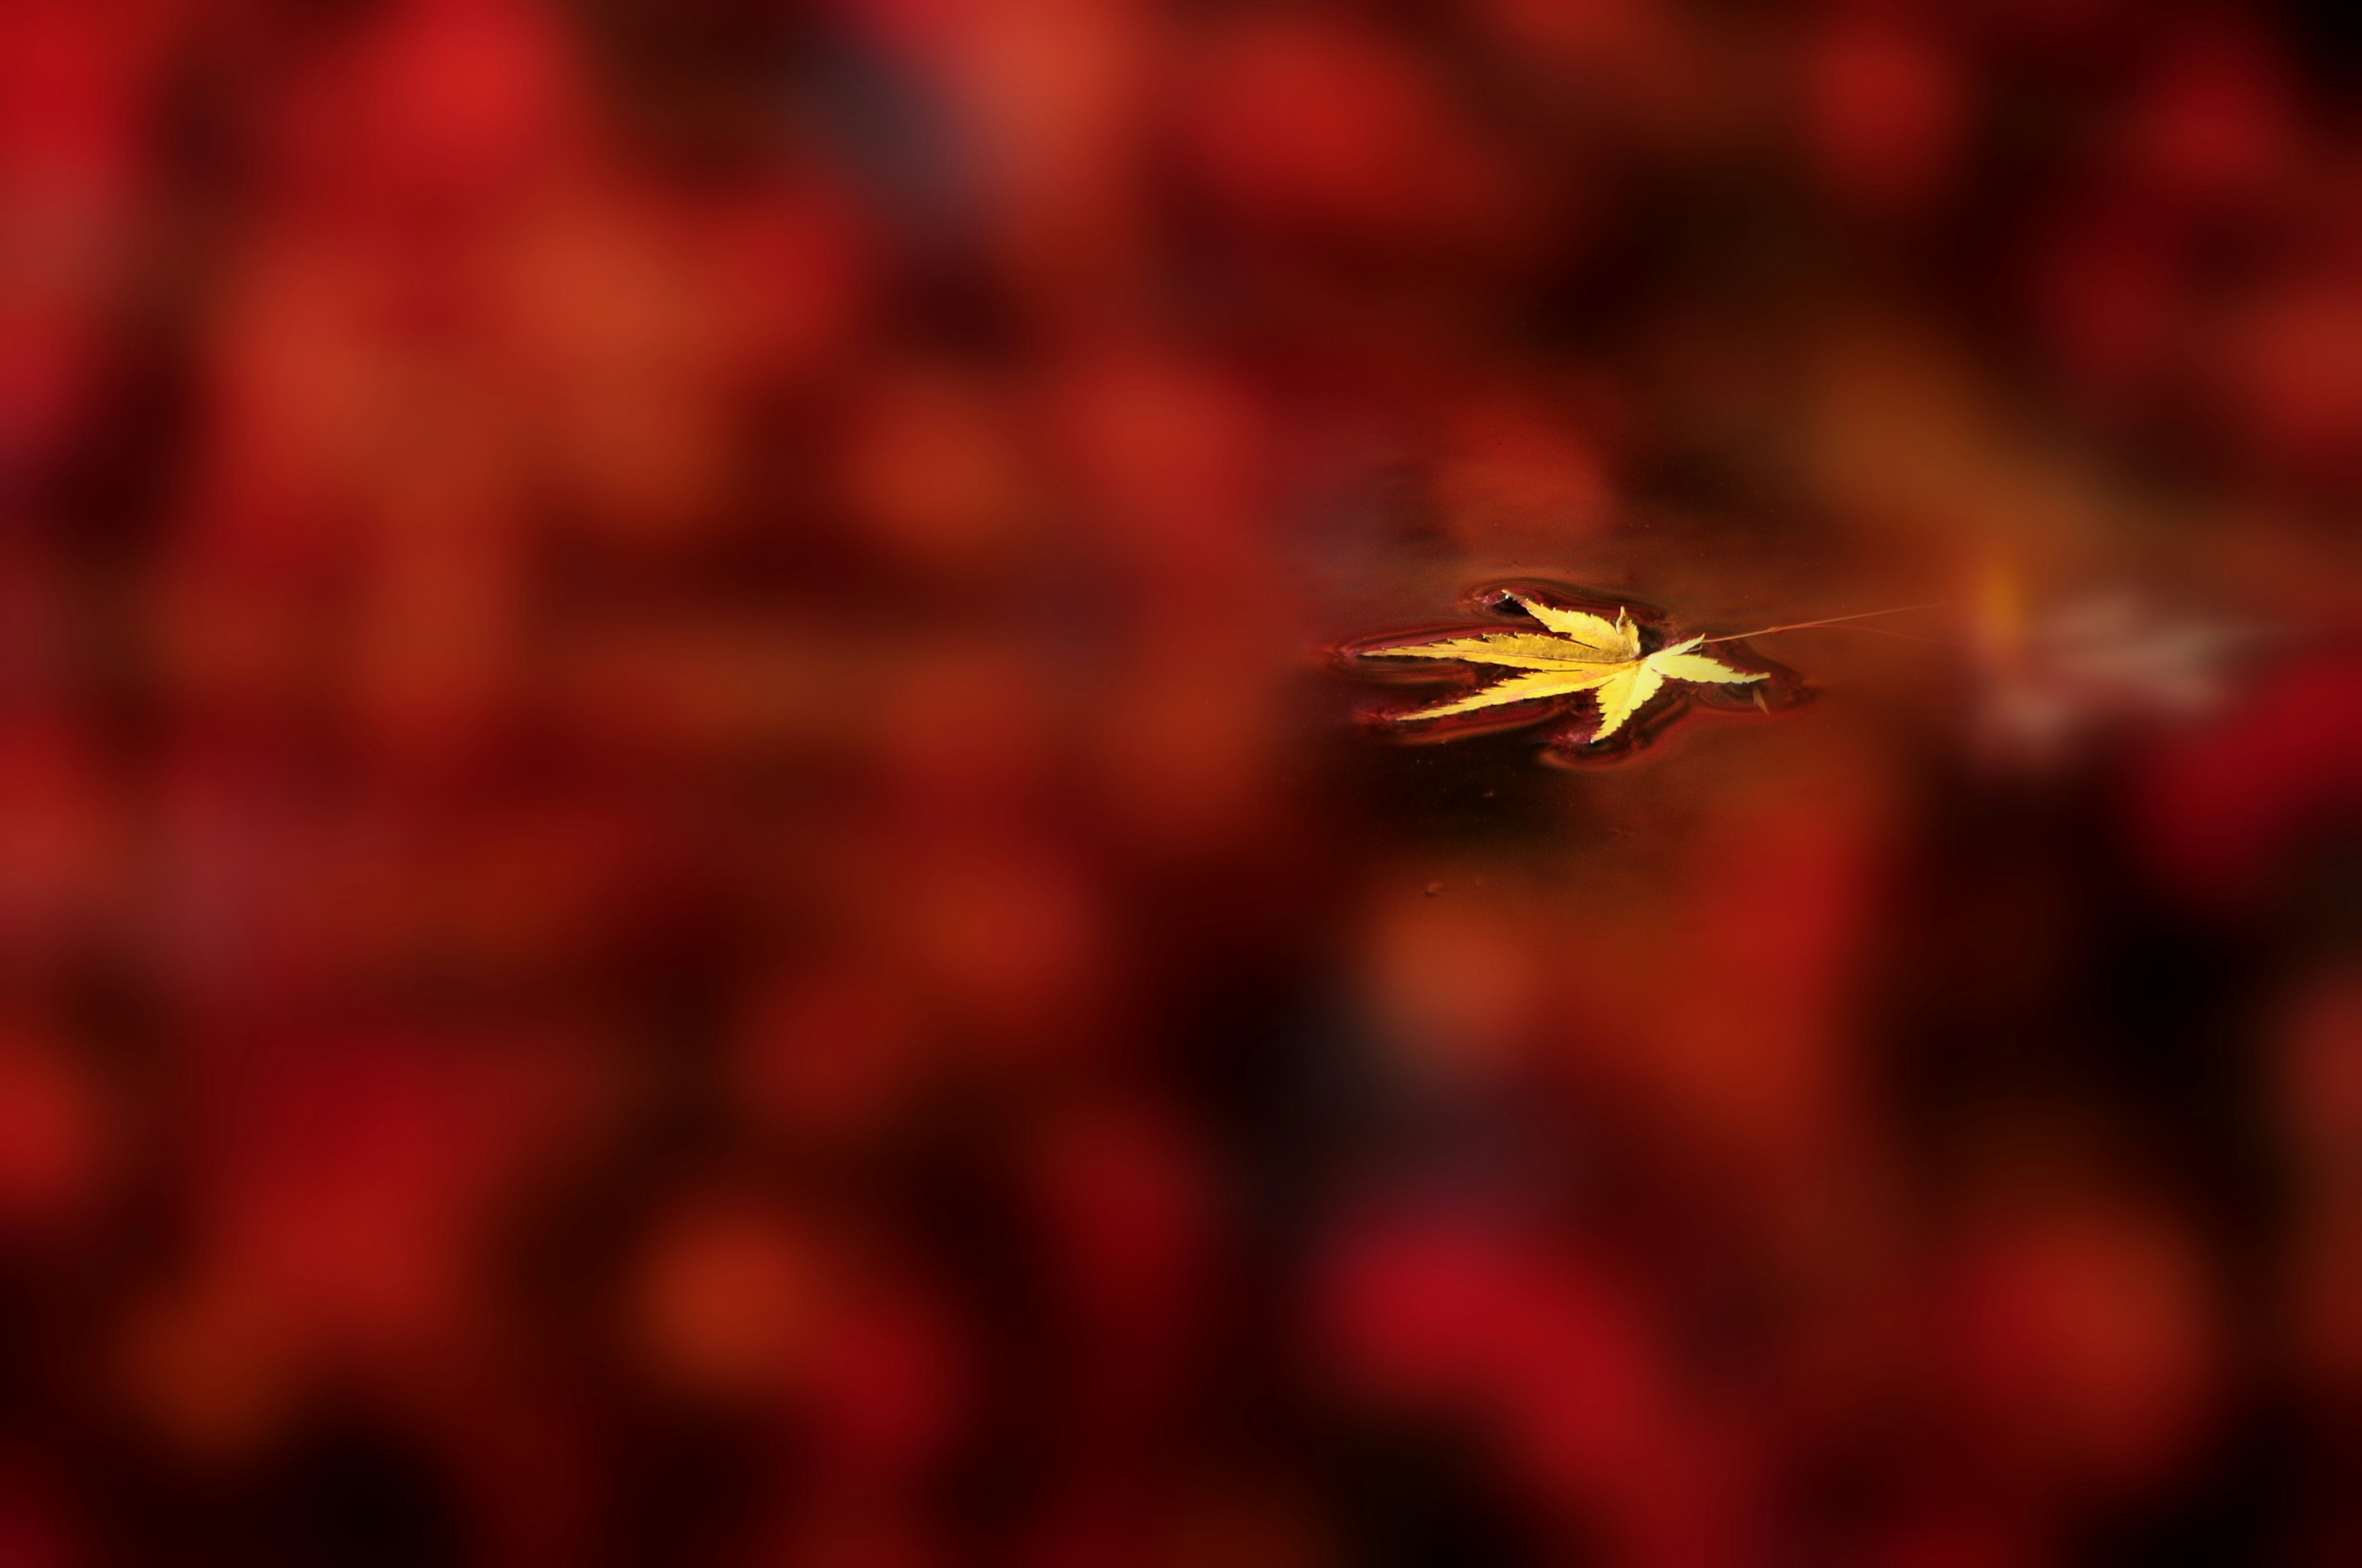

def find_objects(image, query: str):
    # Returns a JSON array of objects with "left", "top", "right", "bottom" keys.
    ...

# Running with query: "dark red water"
[{"left": 0, "top": 4, "right": 2354, "bottom": 1566}]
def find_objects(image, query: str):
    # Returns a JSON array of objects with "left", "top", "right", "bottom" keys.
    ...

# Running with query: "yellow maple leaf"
[{"left": 1367, "top": 594, "right": 1765, "bottom": 742}]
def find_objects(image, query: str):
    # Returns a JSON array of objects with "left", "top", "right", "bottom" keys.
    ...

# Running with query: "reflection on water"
[{"left": 0, "top": 0, "right": 2354, "bottom": 1563}]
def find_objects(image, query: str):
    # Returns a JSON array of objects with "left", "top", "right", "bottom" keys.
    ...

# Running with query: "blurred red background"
[{"left": 0, "top": 1, "right": 2357, "bottom": 1563}]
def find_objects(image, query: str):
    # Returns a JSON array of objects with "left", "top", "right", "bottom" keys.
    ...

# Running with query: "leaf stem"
[{"left": 1698, "top": 603, "right": 1944, "bottom": 644}]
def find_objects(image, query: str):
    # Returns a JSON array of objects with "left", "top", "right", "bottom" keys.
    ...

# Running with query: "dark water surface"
[{"left": 0, "top": 3, "right": 2356, "bottom": 1565}]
